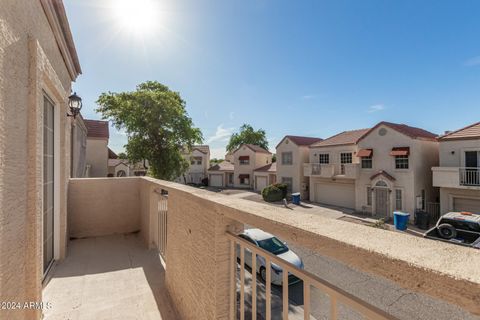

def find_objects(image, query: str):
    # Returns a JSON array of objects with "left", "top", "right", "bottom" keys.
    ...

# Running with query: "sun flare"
[{"left": 112, "top": 0, "right": 160, "bottom": 36}]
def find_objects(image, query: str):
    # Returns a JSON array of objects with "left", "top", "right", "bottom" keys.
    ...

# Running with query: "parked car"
[
  {"left": 236, "top": 228, "right": 304, "bottom": 285},
  {"left": 424, "top": 212, "right": 480, "bottom": 249}
]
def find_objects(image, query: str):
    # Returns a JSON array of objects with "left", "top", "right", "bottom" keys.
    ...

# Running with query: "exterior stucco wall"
[
  {"left": 85, "top": 138, "right": 108, "bottom": 177},
  {"left": 68, "top": 178, "right": 141, "bottom": 238},
  {"left": 276, "top": 140, "right": 310, "bottom": 197},
  {"left": 71, "top": 116, "right": 87, "bottom": 178},
  {"left": 0, "top": 1, "right": 75, "bottom": 318},
  {"left": 233, "top": 146, "right": 272, "bottom": 188},
  {"left": 439, "top": 139, "right": 480, "bottom": 167}
]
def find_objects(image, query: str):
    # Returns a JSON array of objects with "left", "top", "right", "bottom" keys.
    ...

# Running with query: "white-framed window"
[
  {"left": 395, "top": 155, "right": 409, "bottom": 169},
  {"left": 361, "top": 156, "right": 373, "bottom": 169},
  {"left": 340, "top": 152, "right": 352, "bottom": 174},
  {"left": 191, "top": 156, "right": 202, "bottom": 165},
  {"left": 239, "top": 156, "right": 249, "bottom": 165},
  {"left": 318, "top": 153, "right": 329, "bottom": 164},
  {"left": 395, "top": 189, "right": 402, "bottom": 210},
  {"left": 281, "top": 177, "right": 293, "bottom": 193},
  {"left": 367, "top": 187, "right": 372, "bottom": 206},
  {"left": 281, "top": 152, "right": 293, "bottom": 165}
]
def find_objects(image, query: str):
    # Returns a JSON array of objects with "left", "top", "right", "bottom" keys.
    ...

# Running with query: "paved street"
[{"left": 237, "top": 243, "right": 479, "bottom": 320}]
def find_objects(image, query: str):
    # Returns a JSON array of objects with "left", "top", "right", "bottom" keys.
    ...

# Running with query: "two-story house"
[
  {"left": 306, "top": 122, "right": 439, "bottom": 219},
  {"left": 355, "top": 122, "right": 438, "bottom": 218},
  {"left": 307, "top": 128, "right": 368, "bottom": 209},
  {"left": 177, "top": 145, "right": 210, "bottom": 184},
  {"left": 276, "top": 135, "right": 323, "bottom": 198},
  {"left": 233, "top": 144, "right": 272, "bottom": 188},
  {"left": 432, "top": 122, "right": 480, "bottom": 214}
]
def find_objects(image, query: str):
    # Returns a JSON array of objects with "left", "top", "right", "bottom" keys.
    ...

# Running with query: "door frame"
[{"left": 42, "top": 92, "right": 61, "bottom": 277}]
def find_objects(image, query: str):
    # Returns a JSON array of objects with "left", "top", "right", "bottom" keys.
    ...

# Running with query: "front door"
[
  {"left": 43, "top": 96, "right": 55, "bottom": 274},
  {"left": 375, "top": 188, "right": 389, "bottom": 218}
]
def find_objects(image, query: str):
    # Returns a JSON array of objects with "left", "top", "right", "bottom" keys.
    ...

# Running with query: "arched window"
[
  {"left": 117, "top": 170, "right": 126, "bottom": 177},
  {"left": 375, "top": 180, "right": 388, "bottom": 187}
]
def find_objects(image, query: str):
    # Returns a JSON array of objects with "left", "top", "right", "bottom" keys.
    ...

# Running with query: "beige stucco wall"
[
  {"left": 68, "top": 178, "right": 141, "bottom": 238},
  {"left": 71, "top": 116, "right": 87, "bottom": 178},
  {"left": 0, "top": 1, "right": 75, "bottom": 319},
  {"left": 86, "top": 138, "right": 108, "bottom": 177},
  {"left": 233, "top": 146, "right": 272, "bottom": 188},
  {"left": 439, "top": 187, "right": 480, "bottom": 215},
  {"left": 276, "top": 139, "right": 310, "bottom": 198},
  {"left": 439, "top": 139, "right": 480, "bottom": 167}
]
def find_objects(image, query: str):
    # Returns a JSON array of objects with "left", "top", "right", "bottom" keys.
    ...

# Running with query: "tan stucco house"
[
  {"left": 0, "top": 0, "right": 81, "bottom": 318},
  {"left": 432, "top": 122, "right": 480, "bottom": 214},
  {"left": 84, "top": 119, "right": 109, "bottom": 177},
  {"left": 253, "top": 162, "right": 277, "bottom": 192},
  {"left": 176, "top": 145, "right": 210, "bottom": 184},
  {"left": 208, "top": 160, "right": 235, "bottom": 187},
  {"left": 306, "top": 122, "right": 439, "bottom": 219},
  {"left": 232, "top": 144, "right": 272, "bottom": 188},
  {"left": 276, "top": 135, "right": 322, "bottom": 198}
]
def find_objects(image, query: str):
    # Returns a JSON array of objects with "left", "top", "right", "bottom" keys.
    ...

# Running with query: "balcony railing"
[
  {"left": 432, "top": 166, "right": 480, "bottom": 188},
  {"left": 303, "top": 163, "right": 334, "bottom": 177},
  {"left": 460, "top": 167, "right": 480, "bottom": 186},
  {"left": 62, "top": 177, "right": 480, "bottom": 320}
]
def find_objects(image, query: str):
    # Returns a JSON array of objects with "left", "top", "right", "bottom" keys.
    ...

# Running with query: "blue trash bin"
[
  {"left": 291, "top": 192, "right": 301, "bottom": 205},
  {"left": 393, "top": 211, "right": 410, "bottom": 231}
]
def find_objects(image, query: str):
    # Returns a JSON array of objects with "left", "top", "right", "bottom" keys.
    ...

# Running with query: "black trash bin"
[{"left": 415, "top": 210, "right": 429, "bottom": 230}]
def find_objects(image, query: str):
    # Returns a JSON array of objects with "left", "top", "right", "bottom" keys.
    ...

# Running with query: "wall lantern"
[{"left": 67, "top": 92, "right": 82, "bottom": 119}]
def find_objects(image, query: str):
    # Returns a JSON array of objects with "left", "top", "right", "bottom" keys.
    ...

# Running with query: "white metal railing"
[
  {"left": 155, "top": 189, "right": 168, "bottom": 261},
  {"left": 228, "top": 232, "right": 394, "bottom": 320},
  {"left": 304, "top": 163, "right": 335, "bottom": 177},
  {"left": 460, "top": 167, "right": 480, "bottom": 186}
]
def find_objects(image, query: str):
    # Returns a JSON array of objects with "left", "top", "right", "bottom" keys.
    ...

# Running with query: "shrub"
[{"left": 262, "top": 183, "right": 288, "bottom": 202}]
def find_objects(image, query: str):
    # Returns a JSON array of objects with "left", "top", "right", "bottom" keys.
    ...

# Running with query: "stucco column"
[{"left": 165, "top": 190, "right": 243, "bottom": 319}]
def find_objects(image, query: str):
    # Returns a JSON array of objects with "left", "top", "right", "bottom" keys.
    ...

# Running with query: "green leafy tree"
[
  {"left": 226, "top": 124, "right": 268, "bottom": 152},
  {"left": 96, "top": 81, "right": 203, "bottom": 180},
  {"left": 117, "top": 152, "right": 127, "bottom": 160}
]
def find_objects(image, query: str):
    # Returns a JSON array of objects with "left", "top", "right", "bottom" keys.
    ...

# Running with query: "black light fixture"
[{"left": 67, "top": 92, "right": 82, "bottom": 119}]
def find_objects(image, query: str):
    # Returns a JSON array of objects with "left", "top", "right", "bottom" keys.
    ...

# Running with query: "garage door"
[
  {"left": 453, "top": 197, "right": 480, "bottom": 214},
  {"left": 209, "top": 174, "right": 224, "bottom": 187},
  {"left": 314, "top": 182, "right": 355, "bottom": 209},
  {"left": 255, "top": 176, "right": 268, "bottom": 192}
]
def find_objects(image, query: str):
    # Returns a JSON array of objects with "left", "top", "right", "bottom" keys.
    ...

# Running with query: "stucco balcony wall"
[{"left": 66, "top": 177, "right": 480, "bottom": 318}]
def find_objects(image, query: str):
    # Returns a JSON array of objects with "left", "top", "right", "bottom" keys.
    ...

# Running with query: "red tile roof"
[
  {"left": 310, "top": 129, "right": 370, "bottom": 148},
  {"left": 191, "top": 145, "right": 210, "bottom": 154},
  {"left": 438, "top": 122, "right": 480, "bottom": 141},
  {"left": 276, "top": 135, "right": 323, "bottom": 148},
  {"left": 235, "top": 144, "right": 272, "bottom": 154},
  {"left": 84, "top": 119, "right": 109, "bottom": 139},
  {"left": 254, "top": 162, "right": 277, "bottom": 172},
  {"left": 208, "top": 161, "right": 234, "bottom": 172},
  {"left": 359, "top": 122, "right": 438, "bottom": 142}
]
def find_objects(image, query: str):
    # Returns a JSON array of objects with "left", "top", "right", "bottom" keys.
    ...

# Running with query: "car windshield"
[{"left": 257, "top": 237, "right": 289, "bottom": 255}]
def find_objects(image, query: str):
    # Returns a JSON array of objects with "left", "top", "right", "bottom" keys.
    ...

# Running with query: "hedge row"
[{"left": 261, "top": 183, "right": 288, "bottom": 202}]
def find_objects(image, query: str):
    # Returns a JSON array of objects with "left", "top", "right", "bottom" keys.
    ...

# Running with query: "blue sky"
[{"left": 65, "top": 0, "right": 480, "bottom": 158}]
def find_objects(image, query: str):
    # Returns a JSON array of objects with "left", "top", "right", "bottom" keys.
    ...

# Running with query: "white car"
[{"left": 237, "top": 228, "right": 304, "bottom": 285}]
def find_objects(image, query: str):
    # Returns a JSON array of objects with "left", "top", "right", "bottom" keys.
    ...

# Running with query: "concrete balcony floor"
[{"left": 42, "top": 233, "right": 177, "bottom": 320}]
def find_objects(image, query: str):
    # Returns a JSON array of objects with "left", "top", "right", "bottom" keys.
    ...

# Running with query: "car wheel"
[
  {"left": 260, "top": 267, "right": 267, "bottom": 283},
  {"left": 437, "top": 223, "right": 457, "bottom": 239}
]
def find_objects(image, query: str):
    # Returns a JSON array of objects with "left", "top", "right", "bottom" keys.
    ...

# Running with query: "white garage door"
[
  {"left": 453, "top": 197, "right": 480, "bottom": 214},
  {"left": 209, "top": 174, "right": 224, "bottom": 187},
  {"left": 314, "top": 182, "right": 355, "bottom": 209},
  {"left": 255, "top": 176, "right": 268, "bottom": 192}
]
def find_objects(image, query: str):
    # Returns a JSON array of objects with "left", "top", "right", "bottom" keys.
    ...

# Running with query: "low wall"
[{"left": 68, "top": 178, "right": 141, "bottom": 238}]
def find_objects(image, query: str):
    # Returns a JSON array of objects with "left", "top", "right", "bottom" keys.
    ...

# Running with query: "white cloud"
[
  {"left": 206, "top": 124, "right": 234, "bottom": 143},
  {"left": 210, "top": 147, "right": 227, "bottom": 160},
  {"left": 464, "top": 56, "right": 480, "bottom": 67},
  {"left": 301, "top": 94, "right": 316, "bottom": 100},
  {"left": 367, "top": 104, "right": 385, "bottom": 113}
]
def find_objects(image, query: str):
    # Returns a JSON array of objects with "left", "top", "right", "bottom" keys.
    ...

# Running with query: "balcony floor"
[{"left": 43, "top": 233, "right": 177, "bottom": 320}]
